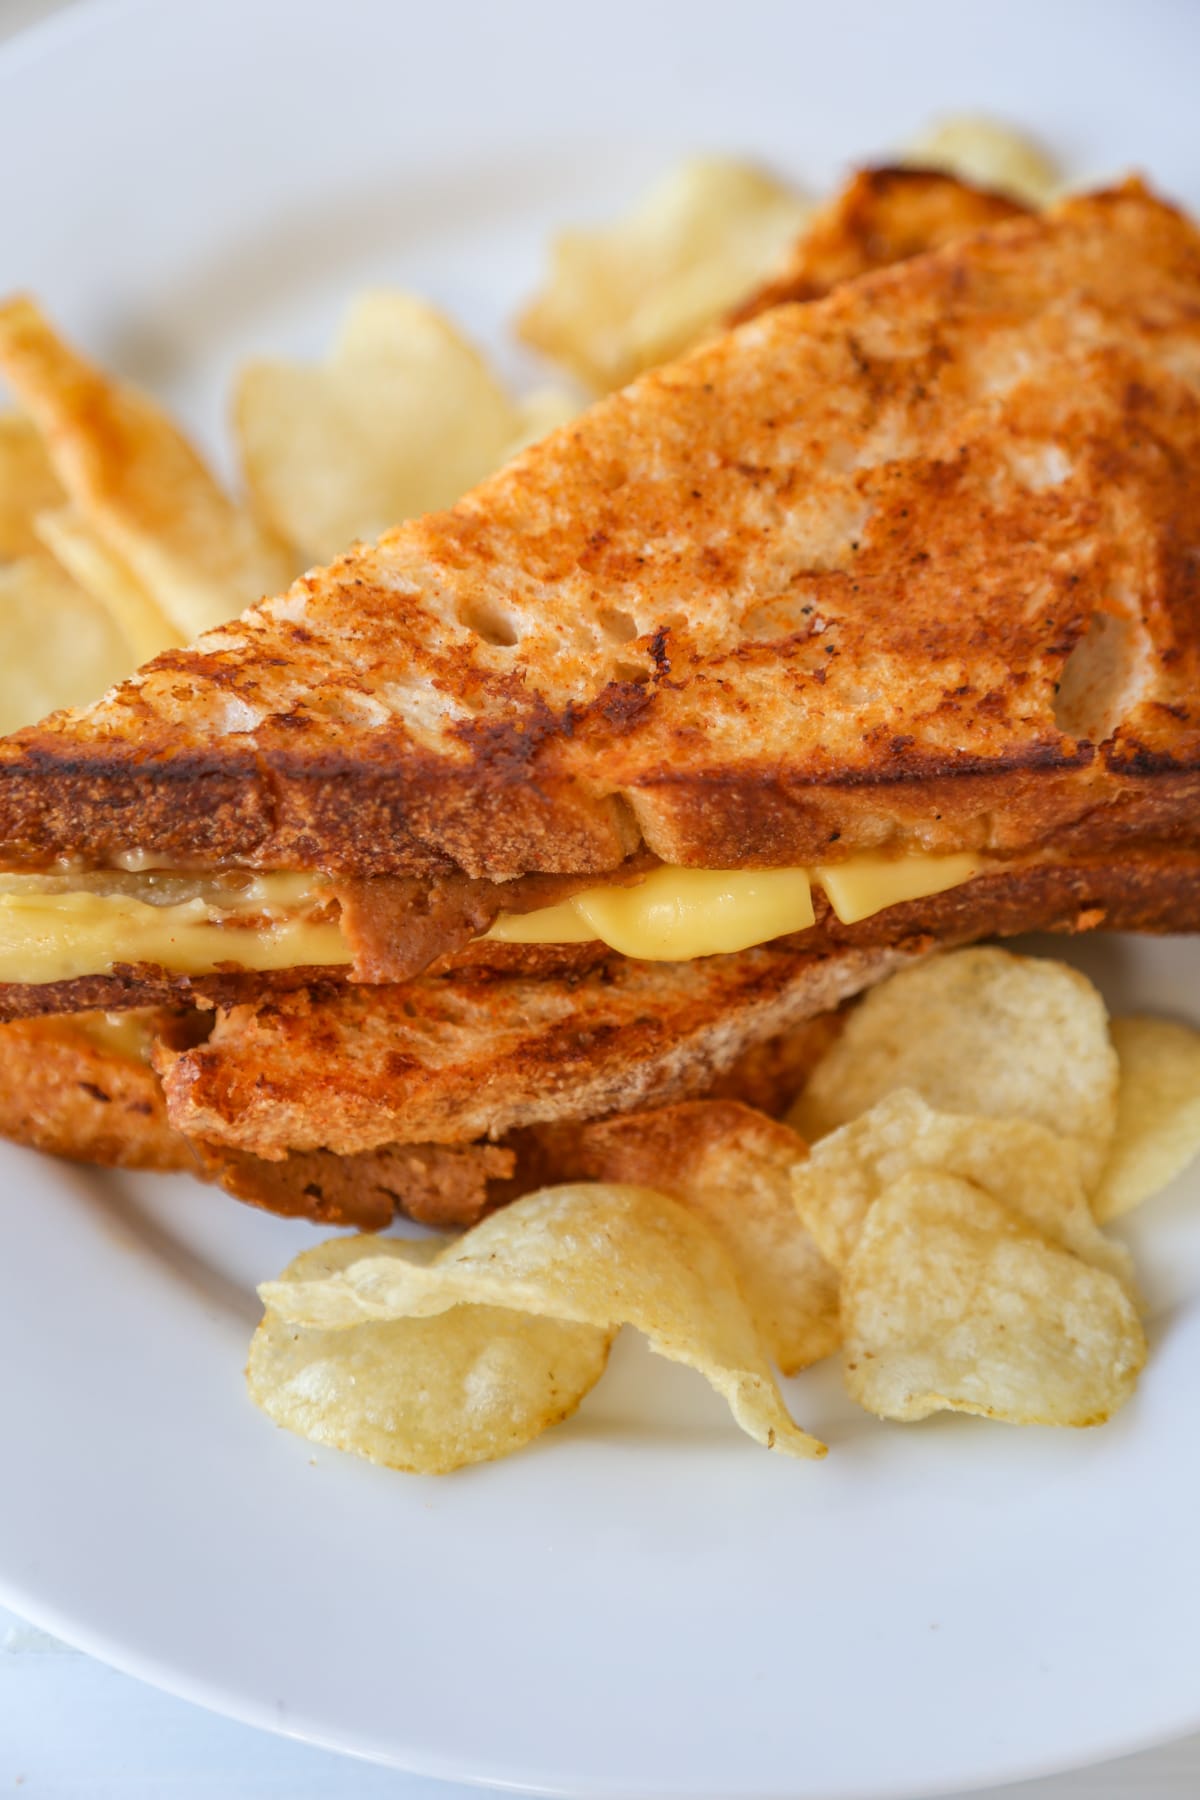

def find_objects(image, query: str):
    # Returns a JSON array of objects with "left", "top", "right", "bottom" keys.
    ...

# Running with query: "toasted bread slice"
[
  {"left": 728, "top": 166, "right": 1028, "bottom": 322},
  {"left": 156, "top": 941, "right": 915, "bottom": 1160},
  {"left": 0, "top": 1009, "right": 194, "bottom": 1172},
  {"left": 1, "top": 184, "right": 1198, "bottom": 886},
  {"left": 0, "top": 998, "right": 842, "bottom": 1230},
  {"left": 0, "top": 1009, "right": 520, "bottom": 1229}
]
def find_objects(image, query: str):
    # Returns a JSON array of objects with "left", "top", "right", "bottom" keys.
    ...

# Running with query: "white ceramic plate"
[{"left": 1, "top": 1, "right": 1199, "bottom": 1794}]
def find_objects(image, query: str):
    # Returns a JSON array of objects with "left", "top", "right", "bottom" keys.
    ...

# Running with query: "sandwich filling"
[{"left": 0, "top": 851, "right": 982, "bottom": 984}]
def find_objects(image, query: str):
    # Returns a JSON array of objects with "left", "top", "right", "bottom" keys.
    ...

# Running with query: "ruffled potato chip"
[
  {"left": 0, "top": 295, "right": 294, "bottom": 640},
  {"left": 1093, "top": 1017, "right": 1200, "bottom": 1223},
  {"left": 0, "top": 554, "right": 132, "bottom": 732},
  {"left": 791, "top": 949, "right": 1118, "bottom": 1189},
  {"left": 902, "top": 116, "right": 1059, "bottom": 205},
  {"left": 0, "top": 412, "right": 63, "bottom": 559},
  {"left": 249, "top": 1236, "right": 613, "bottom": 1475},
  {"left": 235, "top": 292, "right": 577, "bottom": 566},
  {"left": 792, "top": 1089, "right": 1136, "bottom": 1297},
  {"left": 517, "top": 158, "right": 810, "bottom": 392},
  {"left": 841, "top": 1170, "right": 1146, "bottom": 1426},
  {"left": 568, "top": 1101, "right": 837, "bottom": 1374},
  {"left": 261, "top": 1183, "right": 824, "bottom": 1459}
]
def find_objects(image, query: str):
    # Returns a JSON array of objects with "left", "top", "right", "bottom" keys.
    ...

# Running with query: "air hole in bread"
[
  {"left": 609, "top": 659, "right": 651, "bottom": 685},
  {"left": 598, "top": 607, "right": 638, "bottom": 644},
  {"left": 461, "top": 601, "right": 520, "bottom": 647},
  {"left": 739, "top": 593, "right": 825, "bottom": 641},
  {"left": 1054, "top": 610, "right": 1152, "bottom": 743}
]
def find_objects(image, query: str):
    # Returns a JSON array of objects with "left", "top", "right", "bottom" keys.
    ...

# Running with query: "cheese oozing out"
[
  {"left": 0, "top": 872, "right": 350, "bottom": 985},
  {"left": 0, "top": 851, "right": 985, "bottom": 986},
  {"left": 487, "top": 851, "right": 983, "bottom": 959}
]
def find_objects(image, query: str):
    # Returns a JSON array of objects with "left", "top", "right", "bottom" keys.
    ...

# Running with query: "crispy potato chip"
[
  {"left": 261, "top": 1183, "right": 824, "bottom": 1459},
  {"left": 250, "top": 1235, "right": 613, "bottom": 1474},
  {"left": 0, "top": 295, "right": 294, "bottom": 640},
  {"left": 568, "top": 1102, "right": 837, "bottom": 1374},
  {"left": 0, "top": 412, "right": 63, "bottom": 559},
  {"left": 0, "top": 555, "right": 132, "bottom": 732},
  {"left": 35, "top": 504, "right": 181, "bottom": 665},
  {"left": 841, "top": 1169, "right": 1146, "bottom": 1426},
  {"left": 791, "top": 949, "right": 1118, "bottom": 1189},
  {"left": 517, "top": 158, "right": 810, "bottom": 392},
  {"left": 1093, "top": 1016, "right": 1200, "bottom": 1223},
  {"left": 902, "top": 116, "right": 1059, "bottom": 205},
  {"left": 792, "top": 1089, "right": 1136, "bottom": 1297},
  {"left": 235, "top": 292, "right": 565, "bottom": 566}
]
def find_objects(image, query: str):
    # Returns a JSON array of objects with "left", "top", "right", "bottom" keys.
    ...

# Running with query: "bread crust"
[
  {"left": 728, "top": 166, "right": 1027, "bottom": 322},
  {"left": 0, "top": 1004, "right": 846, "bottom": 1230}
]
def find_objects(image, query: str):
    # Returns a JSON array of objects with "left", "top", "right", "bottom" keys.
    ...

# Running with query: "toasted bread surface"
[
  {"left": 0, "top": 1009, "right": 193, "bottom": 1170},
  {"left": 729, "top": 167, "right": 1028, "bottom": 321},
  {"left": 0, "top": 1009, "right": 522, "bottom": 1228},
  {"left": 156, "top": 942, "right": 915, "bottom": 1159},
  {"left": 1, "top": 186, "right": 1198, "bottom": 878}
]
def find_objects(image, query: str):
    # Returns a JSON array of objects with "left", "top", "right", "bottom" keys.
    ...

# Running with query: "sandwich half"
[{"left": 0, "top": 179, "right": 1197, "bottom": 1200}]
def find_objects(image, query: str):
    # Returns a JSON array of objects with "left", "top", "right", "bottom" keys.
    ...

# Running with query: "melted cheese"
[
  {"left": 485, "top": 900, "right": 597, "bottom": 944},
  {"left": 0, "top": 851, "right": 987, "bottom": 986},
  {"left": 487, "top": 852, "right": 984, "bottom": 958},
  {"left": 813, "top": 852, "right": 983, "bottom": 926},
  {"left": 0, "top": 874, "right": 350, "bottom": 985},
  {"left": 573, "top": 867, "right": 816, "bottom": 960}
]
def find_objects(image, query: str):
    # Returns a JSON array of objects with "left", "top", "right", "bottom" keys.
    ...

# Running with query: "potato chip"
[
  {"left": 0, "top": 296, "right": 294, "bottom": 640},
  {"left": 569, "top": 1102, "right": 838, "bottom": 1374},
  {"left": 1093, "top": 1016, "right": 1200, "bottom": 1223},
  {"left": 791, "top": 949, "right": 1118, "bottom": 1189},
  {"left": 35, "top": 504, "right": 181, "bottom": 665},
  {"left": 792, "top": 1089, "right": 1136, "bottom": 1297},
  {"left": 841, "top": 1169, "right": 1145, "bottom": 1426},
  {"left": 235, "top": 292, "right": 560, "bottom": 566},
  {"left": 250, "top": 1235, "right": 613, "bottom": 1474},
  {"left": 517, "top": 158, "right": 810, "bottom": 392},
  {"left": 261, "top": 1183, "right": 824, "bottom": 1459},
  {"left": 902, "top": 116, "right": 1059, "bottom": 205},
  {"left": 0, "top": 555, "right": 132, "bottom": 732},
  {"left": 0, "top": 412, "right": 63, "bottom": 559}
]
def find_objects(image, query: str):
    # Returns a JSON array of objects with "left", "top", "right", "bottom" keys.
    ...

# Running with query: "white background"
[{"left": 1, "top": 2, "right": 1199, "bottom": 1796}]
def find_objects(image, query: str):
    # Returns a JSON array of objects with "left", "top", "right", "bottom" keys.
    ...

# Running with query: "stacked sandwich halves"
[{"left": 0, "top": 177, "right": 1196, "bottom": 1224}]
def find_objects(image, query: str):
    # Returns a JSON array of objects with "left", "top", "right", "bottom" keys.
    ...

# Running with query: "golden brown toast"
[
  {"left": 1, "top": 184, "right": 1198, "bottom": 889},
  {"left": 0, "top": 1009, "right": 520, "bottom": 1229},
  {"left": 0, "top": 1003, "right": 841, "bottom": 1229},
  {"left": 728, "top": 166, "right": 1028, "bottom": 322},
  {"left": 155, "top": 941, "right": 916, "bottom": 1160},
  {"left": 0, "top": 1009, "right": 193, "bottom": 1172}
]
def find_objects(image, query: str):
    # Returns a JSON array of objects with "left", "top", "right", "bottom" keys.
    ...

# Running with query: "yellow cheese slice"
[
  {"left": 571, "top": 866, "right": 816, "bottom": 961},
  {"left": 814, "top": 852, "right": 983, "bottom": 925},
  {"left": 0, "top": 874, "right": 350, "bottom": 985},
  {"left": 0, "top": 850, "right": 987, "bottom": 986},
  {"left": 483, "top": 899, "right": 597, "bottom": 943}
]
